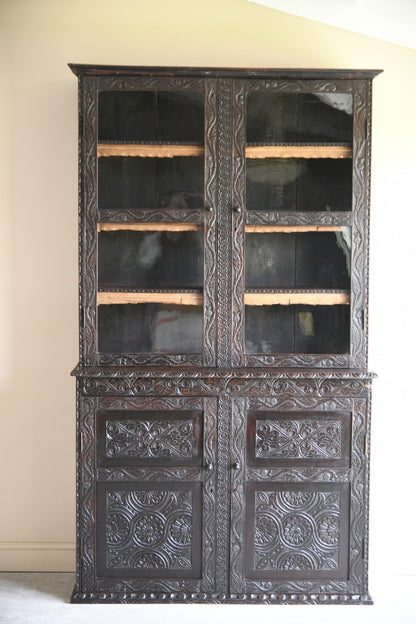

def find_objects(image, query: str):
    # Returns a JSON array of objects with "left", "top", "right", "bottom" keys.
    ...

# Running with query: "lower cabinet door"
[
  {"left": 78, "top": 395, "right": 217, "bottom": 596},
  {"left": 230, "top": 397, "right": 370, "bottom": 598}
]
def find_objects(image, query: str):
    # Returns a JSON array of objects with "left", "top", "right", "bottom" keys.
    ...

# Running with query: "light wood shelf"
[
  {"left": 246, "top": 145, "right": 352, "bottom": 159},
  {"left": 98, "top": 222, "right": 202, "bottom": 232},
  {"left": 97, "top": 144, "right": 204, "bottom": 158},
  {"left": 244, "top": 292, "right": 350, "bottom": 306},
  {"left": 97, "top": 291, "right": 203, "bottom": 306},
  {"left": 97, "top": 143, "right": 351, "bottom": 159},
  {"left": 245, "top": 225, "right": 345, "bottom": 233}
]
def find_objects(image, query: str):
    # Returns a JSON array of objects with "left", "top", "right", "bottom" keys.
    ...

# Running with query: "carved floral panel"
[
  {"left": 255, "top": 418, "right": 342, "bottom": 460},
  {"left": 97, "top": 411, "right": 203, "bottom": 467},
  {"left": 246, "top": 483, "right": 349, "bottom": 581},
  {"left": 248, "top": 411, "right": 350, "bottom": 468},
  {"left": 97, "top": 482, "right": 202, "bottom": 578}
]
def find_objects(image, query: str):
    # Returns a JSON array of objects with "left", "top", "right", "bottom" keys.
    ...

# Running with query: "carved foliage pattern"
[
  {"left": 98, "top": 208, "right": 204, "bottom": 224},
  {"left": 201, "top": 398, "right": 217, "bottom": 592},
  {"left": 105, "top": 419, "right": 195, "bottom": 459},
  {"left": 246, "top": 211, "right": 352, "bottom": 226},
  {"left": 99, "top": 76, "right": 204, "bottom": 91},
  {"left": 255, "top": 418, "right": 342, "bottom": 460},
  {"left": 231, "top": 80, "right": 246, "bottom": 366},
  {"left": 81, "top": 77, "right": 99, "bottom": 365},
  {"left": 203, "top": 79, "right": 218, "bottom": 366},
  {"left": 229, "top": 398, "right": 247, "bottom": 592},
  {"left": 83, "top": 373, "right": 368, "bottom": 399},
  {"left": 351, "top": 80, "right": 370, "bottom": 367},
  {"left": 252, "top": 489, "right": 341, "bottom": 572},
  {"left": 104, "top": 488, "right": 194, "bottom": 570},
  {"left": 78, "top": 395, "right": 96, "bottom": 589}
]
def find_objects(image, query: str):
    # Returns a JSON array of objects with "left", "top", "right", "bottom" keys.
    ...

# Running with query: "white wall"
[{"left": 1, "top": 0, "right": 415, "bottom": 586}]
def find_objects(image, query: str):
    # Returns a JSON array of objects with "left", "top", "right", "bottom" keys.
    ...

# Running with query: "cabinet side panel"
[
  {"left": 80, "top": 76, "right": 99, "bottom": 365},
  {"left": 350, "top": 79, "right": 372, "bottom": 367}
]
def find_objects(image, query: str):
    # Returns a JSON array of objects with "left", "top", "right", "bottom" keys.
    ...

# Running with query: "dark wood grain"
[{"left": 72, "top": 65, "right": 377, "bottom": 604}]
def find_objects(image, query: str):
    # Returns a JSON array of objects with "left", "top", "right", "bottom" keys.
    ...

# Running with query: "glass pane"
[
  {"left": 247, "top": 93, "right": 353, "bottom": 144},
  {"left": 98, "top": 304, "right": 203, "bottom": 353},
  {"left": 246, "top": 230, "right": 350, "bottom": 289},
  {"left": 98, "top": 230, "right": 204, "bottom": 289},
  {"left": 245, "top": 305, "right": 350, "bottom": 354},
  {"left": 98, "top": 90, "right": 204, "bottom": 143},
  {"left": 98, "top": 156, "right": 204, "bottom": 211},
  {"left": 246, "top": 158, "right": 352, "bottom": 211}
]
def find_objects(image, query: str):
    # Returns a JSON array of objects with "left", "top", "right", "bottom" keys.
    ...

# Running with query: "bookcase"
[{"left": 70, "top": 65, "right": 380, "bottom": 604}]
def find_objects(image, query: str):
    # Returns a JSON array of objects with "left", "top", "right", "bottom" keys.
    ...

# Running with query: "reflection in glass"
[
  {"left": 246, "top": 231, "right": 350, "bottom": 289},
  {"left": 245, "top": 305, "right": 349, "bottom": 354},
  {"left": 246, "top": 158, "right": 352, "bottom": 211},
  {"left": 247, "top": 93, "right": 353, "bottom": 144},
  {"left": 98, "top": 230, "right": 204, "bottom": 289},
  {"left": 98, "top": 304, "right": 203, "bottom": 353},
  {"left": 98, "top": 157, "right": 204, "bottom": 211},
  {"left": 98, "top": 90, "right": 205, "bottom": 143}
]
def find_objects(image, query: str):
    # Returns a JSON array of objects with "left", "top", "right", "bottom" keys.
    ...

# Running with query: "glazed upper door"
[
  {"left": 230, "top": 78, "right": 371, "bottom": 368},
  {"left": 79, "top": 75, "right": 218, "bottom": 366}
]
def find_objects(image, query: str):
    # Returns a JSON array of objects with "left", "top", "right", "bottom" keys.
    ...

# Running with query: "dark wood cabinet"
[{"left": 70, "top": 64, "right": 380, "bottom": 604}]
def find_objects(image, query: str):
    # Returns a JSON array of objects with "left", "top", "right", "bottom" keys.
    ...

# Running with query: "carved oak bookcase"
[{"left": 70, "top": 65, "right": 380, "bottom": 604}]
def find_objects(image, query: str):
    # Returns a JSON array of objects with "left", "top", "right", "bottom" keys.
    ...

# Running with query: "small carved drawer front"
[
  {"left": 96, "top": 481, "right": 202, "bottom": 578},
  {"left": 97, "top": 410, "right": 203, "bottom": 467},
  {"left": 247, "top": 411, "right": 351, "bottom": 469}
]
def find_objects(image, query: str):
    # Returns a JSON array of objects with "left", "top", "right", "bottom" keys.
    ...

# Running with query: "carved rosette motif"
[
  {"left": 255, "top": 418, "right": 342, "bottom": 460},
  {"left": 252, "top": 490, "right": 341, "bottom": 573},
  {"left": 103, "top": 488, "right": 194, "bottom": 571}
]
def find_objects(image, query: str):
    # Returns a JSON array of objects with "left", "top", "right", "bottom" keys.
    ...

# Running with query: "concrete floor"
[{"left": 0, "top": 572, "right": 415, "bottom": 623}]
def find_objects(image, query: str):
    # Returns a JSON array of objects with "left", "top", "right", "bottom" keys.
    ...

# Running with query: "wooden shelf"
[
  {"left": 246, "top": 145, "right": 352, "bottom": 159},
  {"left": 244, "top": 291, "right": 350, "bottom": 306},
  {"left": 245, "top": 225, "right": 345, "bottom": 233},
  {"left": 97, "top": 291, "right": 203, "bottom": 306},
  {"left": 98, "top": 222, "right": 202, "bottom": 232},
  {"left": 97, "top": 143, "right": 204, "bottom": 158},
  {"left": 97, "top": 143, "right": 351, "bottom": 159}
]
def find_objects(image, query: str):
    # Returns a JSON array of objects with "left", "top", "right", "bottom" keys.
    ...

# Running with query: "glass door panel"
[
  {"left": 97, "top": 87, "right": 207, "bottom": 361},
  {"left": 243, "top": 90, "right": 353, "bottom": 360},
  {"left": 246, "top": 158, "right": 352, "bottom": 212}
]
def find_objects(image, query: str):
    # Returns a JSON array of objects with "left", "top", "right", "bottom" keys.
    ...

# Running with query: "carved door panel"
[
  {"left": 79, "top": 395, "right": 217, "bottom": 594},
  {"left": 230, "top": 396, "right": 370, "bottom": 596}
]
